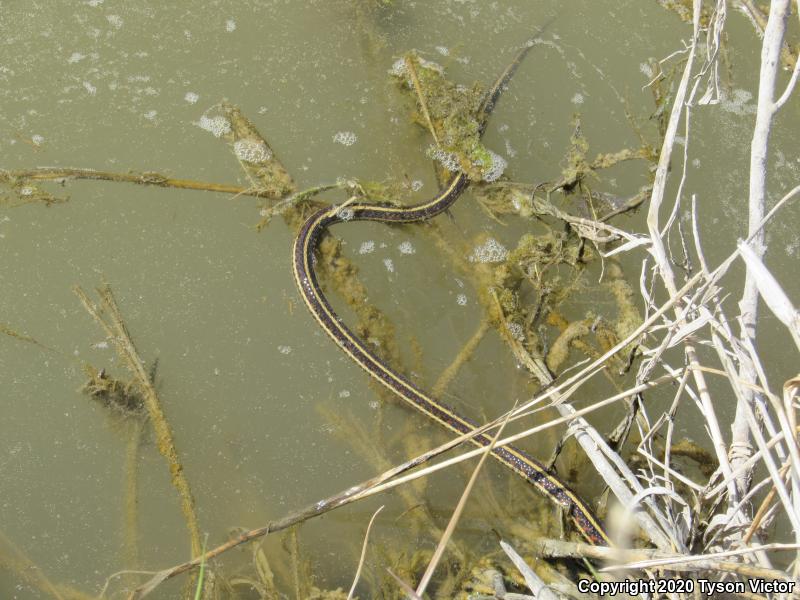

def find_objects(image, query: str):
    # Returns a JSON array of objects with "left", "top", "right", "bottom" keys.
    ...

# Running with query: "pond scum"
[{"left": 2, "top": 2, "right": 800, "bottom": 598}]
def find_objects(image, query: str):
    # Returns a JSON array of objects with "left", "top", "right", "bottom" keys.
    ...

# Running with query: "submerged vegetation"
[{"left": 2, "top": 1, "right": 800, "bottom": 599}]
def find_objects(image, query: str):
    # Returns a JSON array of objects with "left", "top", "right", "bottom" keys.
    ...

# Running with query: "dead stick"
[
  {"left": 404, "top": 55, "right": 441, "bottom": 147},
  {"left": 1, "top": 167, "right": 272, "bottom": 198},
  {"left": 74, "top": 285, "right": 202, "bottom": 558},
  {"left": 743, "top": 461, "right": 792, "bottom": 543}
]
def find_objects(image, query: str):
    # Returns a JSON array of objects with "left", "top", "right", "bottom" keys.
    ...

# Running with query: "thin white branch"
[
  {"left": 731, "top": 0, "right": 794, "bottom": 534},
  {"left": 738, "top": 240, "right": 800, "bottom": 349},
  {"left": 774, "top": 49, "right": 800, "bottom": 109},
  {"left": 645, "top": 0, "right": 737, "bottom": 504}
]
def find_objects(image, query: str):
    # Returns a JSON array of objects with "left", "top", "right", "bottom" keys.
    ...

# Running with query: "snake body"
[{"left": 292, "top": 43, "right": 610, "bottom": 546}]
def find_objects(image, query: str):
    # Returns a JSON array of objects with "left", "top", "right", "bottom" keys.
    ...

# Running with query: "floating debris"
[{"left": 81, "top": 365, "right": 145, "bottom": 417}]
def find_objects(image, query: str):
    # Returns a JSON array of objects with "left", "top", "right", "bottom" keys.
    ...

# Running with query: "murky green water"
[{"left": 2, "top": 1, "right": 798, "bottom": 598}]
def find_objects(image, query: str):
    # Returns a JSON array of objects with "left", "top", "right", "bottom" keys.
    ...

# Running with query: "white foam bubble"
[
  {"left": 333, "top": 131, "right": 357, "bottom": 146},
  {"left": 482, "top": 150, "right": 507, "bottom": 183},
  {"left": 234, "top": 139, "right": 271, "bottom": 163},
  {"left": 197, "top": 115, "right": 231, "bottom": 137},
  {"left": 389, "top": 58, "right": 407, "bottom": 77},
  {"left": 389, "top": 56, "right": 444, "bottom": 78},
  {"left": 721, "top": 89, "right": 757, "bottom": 115},
  {"left": 507, "top": 322, "right": 524, "bottom": 341},
  {"left": 470, "top": 238, "right": 509, "bottom": 263},
  {"left": 336, "top": 206, "right": 355, "bottom": 221},
  {"left": 398, "top": 241, "right": 415, "bottom": 255},
  {"left": 428, "top": 146, "right": 460, "bottom": 172}
]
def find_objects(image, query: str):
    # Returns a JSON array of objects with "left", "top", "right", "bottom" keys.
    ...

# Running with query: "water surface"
[{"left": 1, "top": 1, "right": 798, "bottom": 597}]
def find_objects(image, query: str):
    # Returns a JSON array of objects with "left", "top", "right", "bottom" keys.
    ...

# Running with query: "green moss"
[
  {"left": 391, "top": 53, "right": 497, "bottom": 182},
  {"left": 556, "top": 114, "right": 594, "bottom": 191}
]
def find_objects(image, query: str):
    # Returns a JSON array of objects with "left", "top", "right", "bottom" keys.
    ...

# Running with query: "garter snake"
[{"left": 292, "top": 42, "right": 610, "bottom": 546}]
